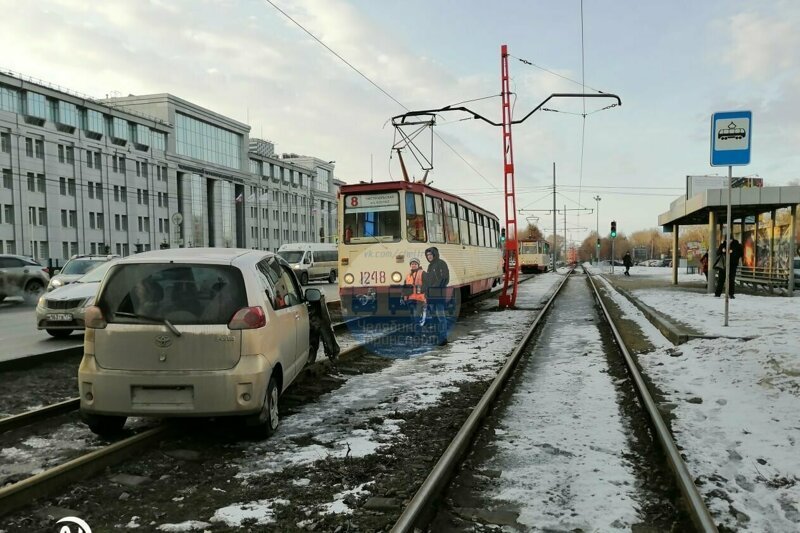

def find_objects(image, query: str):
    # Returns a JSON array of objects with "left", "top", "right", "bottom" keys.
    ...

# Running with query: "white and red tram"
[{"left": 338, "top": 181, "right": 503, "bottom": 316}]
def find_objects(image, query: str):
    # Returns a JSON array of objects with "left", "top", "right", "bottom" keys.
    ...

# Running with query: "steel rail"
[
  {"left": 392, "top": 268, "right": 573, "bottom": 532},
  {"left": 0, "top": 425, "right": 169, "bottom": 517},
  {"left": 584, "top": 267, "right": 718, "bottom": 532},
  {"left": 0, "top": 398, "right": 80, "bottom": 433}
]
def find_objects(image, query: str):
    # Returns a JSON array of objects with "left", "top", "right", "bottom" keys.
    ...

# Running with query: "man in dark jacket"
[
  {"left": 714, "top": 238, "right": 743, "bottom": 298},
  {"left": 424, "top": 247, "right": 450, "bottom": 345},
  {"left": 622, "top": 252, "right": 633, "bottom": 276}
]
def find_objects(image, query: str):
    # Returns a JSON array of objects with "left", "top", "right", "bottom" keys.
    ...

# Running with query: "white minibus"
[{"left": 277, "top": 243, "right": 338, "bottom": 285}]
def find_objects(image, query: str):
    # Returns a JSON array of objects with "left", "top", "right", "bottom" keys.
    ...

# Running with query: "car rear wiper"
[{"left": 114, "top": 311, "right": 182, "bottom": 337}]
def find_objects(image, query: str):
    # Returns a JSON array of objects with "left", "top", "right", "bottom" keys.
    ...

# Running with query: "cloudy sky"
[{"left": 2, "top": 0, "right": 798, "bottom": 244}]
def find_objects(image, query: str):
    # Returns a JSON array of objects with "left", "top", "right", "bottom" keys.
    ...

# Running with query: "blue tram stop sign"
[{"left": 710, "top": 110, "right": 752, "bottom": 166}]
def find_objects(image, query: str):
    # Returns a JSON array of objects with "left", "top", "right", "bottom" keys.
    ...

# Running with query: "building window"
[
  {"left": 114, "top": 185, "right": 119, "bottom": 202},
  {"left": 68, "top": 178, "right": 76, "bottom": 197},
  {"left": 94, "top": 151, "right": 101, "bottom": 169},
  {"left": 175, "top": 112, "right": 242, "bottom": 170},
  {"left": 111, "top": 117, "right": 129, "bottom": 141},
  {"left": 142, "top": 162, "right": 148, "bottom": 178},
  {"left": 24, "top": 91, "right": 47, "bottom": 119},
  {"left": 89, "top": 212, "right": 96, "bottom": 229},
  {"left": 38, "top": 208, "right": 47, "bottom": 226},
  {"left": 3, "top": 205, "right": 13, "bottom": 224},
  {"left": 35, "top": 139, "right": 44, "bottom": 159},
  {"left": 62, "top": 242, "right": 69, "bottom": 258},
  {"left": 27, "top": 173, "right": 35, "bottom": 192},
  {"left": 2, "top": 169, "right": 11, "bottom": 189},
  {"left": 66, "top": 146, "right": 74, "bottom": 164},
  {"left": 0, "top": 86, "right": 20, "bottom": 113},
  {"left": 112, "top": 156, "right": 118, "bottom": 173},
  {"left": 115, "top": 214, "right": 120, "bottom": 231},
  {"left": 25, "top": 137, "right": 33, "bottom": 157},
  {"left": 61, "top": 209, "right": 68, "bottom": 227},
  {"left": 37, "top": 174, "right": 45, "bottom": 193},
  {"left": 84, "top": 109, "right": 104, "bottom": 135},
  {"left": 95, "top": 182, "right": 102, "bottom": 200},
  {"left": 0, "top": 132, "right": 10, "bottom": 153},
  {"left": 135, "top": 124, "right": 150, "bottom": 147},
  {"left": 88, "top": 181, "right": 95, "bottom": 199},
  {"left": 58, "top": 144, "right": 65, "bottom": 163},
  {"left": 97, "top": 213, "right": 104, "bottom": 230},
  {"left": 87, "top": 149, "right": 94, "bottom": 168},
  {"left": 69, "top": 210, "right": 77, "bottom": 228},
  {"left": 122, "top": 215, "right": 128, "bottom": 230},
  {"left": 56, "top": 101, "right": 79, "bottom": 128},
  {"left": 59, "top": 177, "right": 66, "bottom": 195},
  {"left": 151, "top": 130, "right": 166, "bottom": 151}
]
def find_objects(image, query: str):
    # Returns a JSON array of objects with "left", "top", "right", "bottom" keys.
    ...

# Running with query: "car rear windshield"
[
  {"left": 98, "top": 263, "right": 247, "bottom": 325},
  {"left": 62, "top": 259, "right": 106, "bottom": 275},
  {"left": 278, "top": 251, "right": 304, "bottom": 263}
]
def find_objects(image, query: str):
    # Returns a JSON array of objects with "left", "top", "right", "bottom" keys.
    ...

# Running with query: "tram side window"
[
  {"left": 468, "top": 210, "right": 478, "bottom": 246},
  {"left": 459, "top": 205, "right": 471, "bottom": 246},
  {"left": 406, "top": 192, "right": 427, "bottom": 242},
  {"left": 444, "top": 201, "right": 460, "bottom": 244},
  {"left": 425, "top": 196, "right": 446, "bottom": 244},
  {"left": 489, "top": 220, "right": 496, "bottom": 248},
  {"left": 495, "top": 220, "right": 501, "bottom": 248},
  {"left": 477, "top": 214, "right": 485, "bottom": 247}
]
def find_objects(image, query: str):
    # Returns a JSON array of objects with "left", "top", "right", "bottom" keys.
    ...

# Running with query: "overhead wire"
[{"left": 264, "top": 0, "right": 499, "bottom": 192}]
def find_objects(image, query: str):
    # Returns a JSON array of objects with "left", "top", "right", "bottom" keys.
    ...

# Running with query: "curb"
[{"left": 601, "top": 281, "right": 691, "bottom": 345}]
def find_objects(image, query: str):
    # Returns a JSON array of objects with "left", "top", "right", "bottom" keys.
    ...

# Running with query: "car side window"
[
  {"left": 256, "top": 258, "right": 279, "bottom": 308},
  {"left": 279, "top": 265, "right": 303, "bottom": 307}
]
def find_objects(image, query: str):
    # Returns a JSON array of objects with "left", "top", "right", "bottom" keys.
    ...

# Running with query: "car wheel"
[
  {"left": 244, "top": 376, "right": 279, "bottom": 439},
  {"left": 328, "top": 270, "right": 337, "bottom": 284},
  {"left": 81, "top": 412, "right": 127, "bottom": 437},
  {"left": 24, "top": 280, "right": 44, "bottom": 304},
  {"left": 300, "top": 272, "right": 309, "bottom": 285},
  {"left": 46, "top": 329, "right": 73, "bottom": 338}
]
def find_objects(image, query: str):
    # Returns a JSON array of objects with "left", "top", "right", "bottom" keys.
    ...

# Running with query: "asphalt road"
[{"left": 0, "top": 297, "right": 83, "bottom": 365}]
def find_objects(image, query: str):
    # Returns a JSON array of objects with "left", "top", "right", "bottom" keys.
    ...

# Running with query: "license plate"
[{"left": 47, "top": 313, "right": 73, "bottom": 321}]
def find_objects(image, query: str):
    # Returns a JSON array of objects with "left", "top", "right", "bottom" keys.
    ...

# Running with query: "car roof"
[
  {"left": 0, "top": 254, "right": 39, "bottom": 262},
  {"left": 115, "top": 247, "right": 273, "bottom": 266}
]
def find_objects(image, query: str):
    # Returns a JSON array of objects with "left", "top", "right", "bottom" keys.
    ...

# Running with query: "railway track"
[
  {"left": 0, "top": 275, "right": 543, "bottom": 525},
  {"left": 391, "top": 267, "right": 718, "bottom": 532}
]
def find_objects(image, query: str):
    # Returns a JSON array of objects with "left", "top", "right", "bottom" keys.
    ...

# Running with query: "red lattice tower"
[{"left": 498, "top": 44, "right": 520, "bottom": 308}]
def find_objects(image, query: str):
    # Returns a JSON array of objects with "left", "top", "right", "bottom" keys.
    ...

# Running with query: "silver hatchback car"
[{"left": 79, "top": 248, "right": 315, "bottom": 438}]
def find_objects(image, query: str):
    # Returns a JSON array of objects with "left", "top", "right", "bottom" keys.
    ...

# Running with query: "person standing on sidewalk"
[{"left": 623, "top": 252, "right": 633, "bottom": 277}]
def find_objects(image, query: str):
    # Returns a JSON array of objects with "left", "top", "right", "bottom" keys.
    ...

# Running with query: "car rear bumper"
[{"left": 78, "top": 353, "right": 271, "bottom": 417}]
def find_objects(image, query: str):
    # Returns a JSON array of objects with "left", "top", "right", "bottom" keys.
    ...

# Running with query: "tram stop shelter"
[{"left": 658, "top": 185, "right": 800, "bottom": 296}]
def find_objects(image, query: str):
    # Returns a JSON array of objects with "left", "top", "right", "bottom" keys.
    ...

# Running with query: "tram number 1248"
[{"left": 361, "top": 271, "right": 386, "bottom": 284}]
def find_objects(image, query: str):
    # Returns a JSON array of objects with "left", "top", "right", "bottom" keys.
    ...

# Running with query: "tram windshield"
[{"left": 343, "top": 192, "right": 401, "bottom": 244}]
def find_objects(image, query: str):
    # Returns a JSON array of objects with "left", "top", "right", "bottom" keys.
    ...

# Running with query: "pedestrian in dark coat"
[
  {"left": 623, "top": 252, "right": 633, "bottom": 276},
  {"left": 714, "top": 239, "right": 743, "bottom": 298},
  {"left": 424, "top": 247, "right": 450, "bottom": 345}
]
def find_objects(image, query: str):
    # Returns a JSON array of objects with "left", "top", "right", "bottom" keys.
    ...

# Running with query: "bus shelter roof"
[{"left": 658, "top": 186, "right": 800, "bottom": 231}]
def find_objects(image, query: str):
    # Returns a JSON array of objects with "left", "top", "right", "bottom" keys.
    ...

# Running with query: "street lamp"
[{"left": 593, "top": 195, "right": 601, "bottom": 266}]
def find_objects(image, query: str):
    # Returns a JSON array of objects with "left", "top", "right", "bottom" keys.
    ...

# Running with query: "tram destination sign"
[
  {"left": 345, "top": 193, "right": 399, "bottom": 213},
  {"left": 710, "top": 110, "right": 752, "bottom": 166}
]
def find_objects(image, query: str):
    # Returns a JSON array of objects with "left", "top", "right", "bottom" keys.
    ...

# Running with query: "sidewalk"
[{"left": 587, "top": 264, "right": 800, "bottom": 532}]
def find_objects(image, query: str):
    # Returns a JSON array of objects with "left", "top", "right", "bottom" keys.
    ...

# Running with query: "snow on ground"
[
  {"left": 211, "top": 273, "right": 565, "bottom": 519},
  {"left": 595, "top": 265, "right": 800, "bottom": 531},
  {"left": 483, "top": 277, "right": 641, "bottom": 530}
]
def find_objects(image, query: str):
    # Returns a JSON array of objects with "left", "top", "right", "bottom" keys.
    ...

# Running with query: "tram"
[
  {"left": 338, "top": 181, "right": 503, "bottom": 316},
  {"left": 518, "top": 240, "right": 550, "bottom": 273}
]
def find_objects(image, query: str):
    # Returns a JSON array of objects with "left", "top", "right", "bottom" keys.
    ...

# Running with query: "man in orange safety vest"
[{"left": 403, "top": 258, "right": 427, "bottom": 325}]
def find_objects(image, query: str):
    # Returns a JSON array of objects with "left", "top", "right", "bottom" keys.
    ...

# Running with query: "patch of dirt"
[{"left": 0, "top": 355, "right": 81, "bottom": 417}]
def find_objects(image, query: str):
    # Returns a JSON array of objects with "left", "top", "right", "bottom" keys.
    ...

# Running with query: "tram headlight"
[
  {"left": 391, "top": 271, "right": 402, "bottom": 283},
  {"left": 343, "top": 273, "right": 355, "bottom": 284}
]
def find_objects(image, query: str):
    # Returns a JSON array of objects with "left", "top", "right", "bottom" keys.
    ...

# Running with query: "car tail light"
[
  {"left": 228, "top": 306, "right": 266, "bottom": 330},
  {"left": 84, "top": 306, "right": 107, "bottom": 329}
]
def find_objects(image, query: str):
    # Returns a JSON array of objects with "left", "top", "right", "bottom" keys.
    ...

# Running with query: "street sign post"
[{"left": 710, "top": 110, "right": 752, "bottom": 327}]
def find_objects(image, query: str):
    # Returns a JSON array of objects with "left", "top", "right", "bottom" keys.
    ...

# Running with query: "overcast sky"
[{"left": 2, "top": 0, "right": 798, "bottom": 244}]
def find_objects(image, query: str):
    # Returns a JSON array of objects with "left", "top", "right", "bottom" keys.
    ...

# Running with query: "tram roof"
[
  {"left": 658, "top": 185, "right": 800, "bottom": 230},
  {"left": 340, "top": 180, "right": 499, "bottom": 220}
]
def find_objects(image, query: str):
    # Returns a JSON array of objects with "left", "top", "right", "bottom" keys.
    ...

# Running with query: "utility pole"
[
  {"left": 552, "top": 163, "right": 557, "bottom": 271},
  {"left": 563, "top": 204, "right": 567, "bottom": 264},
  {"left": 593, "top": 195, "right": 601, "bottom": 265}
]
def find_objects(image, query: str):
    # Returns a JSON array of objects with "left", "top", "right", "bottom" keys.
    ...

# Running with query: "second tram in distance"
[
  {"left": 519, "top": 240, "right": 550, "bottom": 273},
  {"left": 338, "top": 181, "right": 503, "bottom": 316}
]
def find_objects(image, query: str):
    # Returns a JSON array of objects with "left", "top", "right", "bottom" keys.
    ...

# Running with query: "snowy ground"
[{"left": 593, "top": 264, "right": 800, "bottom": 531}]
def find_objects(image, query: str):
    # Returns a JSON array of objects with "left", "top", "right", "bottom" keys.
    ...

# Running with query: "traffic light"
[
  {"left": 596, "top": 238, "right": 601, "bottom": 248},
  {"left": 500, "top": 228, "right": 506, "bottom": 247},
  {"left": 610, "top": 221, "right": 617, "bottom": 238}
]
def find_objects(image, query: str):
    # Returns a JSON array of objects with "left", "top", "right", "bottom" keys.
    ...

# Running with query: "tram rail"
[{"left": 391, "top": 266, "right": 718, "bottom": 532}]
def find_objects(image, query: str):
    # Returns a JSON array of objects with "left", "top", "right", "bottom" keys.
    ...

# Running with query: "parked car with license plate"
[
  {"left": 36, "top": 259, "right": 121, "bottom": 337},
  {"left": 78, "top": 248, "right": 317, "bottom": 438},
  {"left": 0, "top": 254, "right": 50, "bottom": 304}
]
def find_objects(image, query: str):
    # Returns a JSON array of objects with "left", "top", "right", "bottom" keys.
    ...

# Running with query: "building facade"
[{"left": 0, "top": 71, "right": 339, "bottom": 264}]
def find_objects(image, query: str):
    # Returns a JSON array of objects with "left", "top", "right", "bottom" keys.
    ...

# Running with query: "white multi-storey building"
[{"left": 0, "top": 71, "right": 338, "bottom": 264}]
